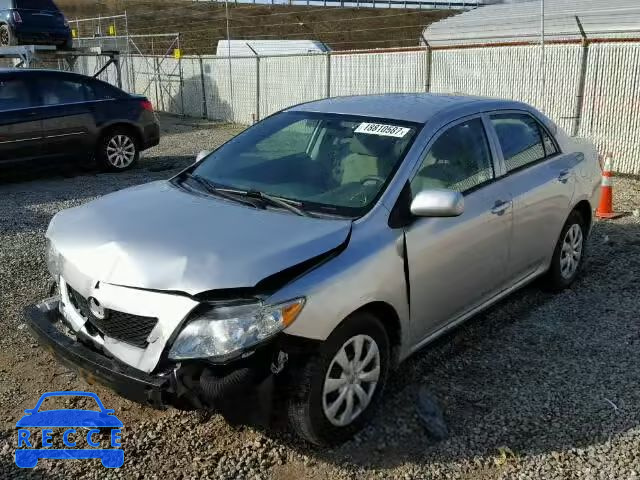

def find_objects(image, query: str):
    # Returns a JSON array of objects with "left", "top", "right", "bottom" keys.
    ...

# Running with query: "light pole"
[
  {"left": 540, "top": 0, "right": 545, "bottom": 112},
  {"left": 225, "top": 0, "right": 233, "bottom": 115}
]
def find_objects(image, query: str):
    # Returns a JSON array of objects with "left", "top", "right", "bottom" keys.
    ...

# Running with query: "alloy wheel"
[
  {"left": 106, "top": 135, "right": 136, "bottom": 169},
  {"left": 560, "top": 223, "right": 583, "bottom": 279},
  {"left": 0, "top": 26, "right": 10, "bottom": 46},
  {"left": 322, "top": 334, "right": 380, "bottom": 427}
]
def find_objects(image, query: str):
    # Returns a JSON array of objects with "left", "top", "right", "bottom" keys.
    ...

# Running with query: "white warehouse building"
[{"left": 422, "top": 0, "right": 640, "bottom": 46}]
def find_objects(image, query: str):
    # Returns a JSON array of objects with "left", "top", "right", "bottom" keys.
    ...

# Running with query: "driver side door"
[{"left": 404, "top": 116, "right": 513, "bottom": 344}]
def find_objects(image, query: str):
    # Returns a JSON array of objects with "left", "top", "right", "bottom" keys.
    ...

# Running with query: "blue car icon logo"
[{"left": 15, "top": 391, "right": 124, "bottom": 468}]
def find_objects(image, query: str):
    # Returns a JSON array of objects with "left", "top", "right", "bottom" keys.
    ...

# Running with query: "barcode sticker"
[{"left": 355, "top": 123, "right": 410, "bottom": 138}]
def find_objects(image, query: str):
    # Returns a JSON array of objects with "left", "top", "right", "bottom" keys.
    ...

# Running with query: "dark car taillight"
[
  {"left": 12, "top": 11, "right": 23, "bottom": 23},
  {"left": 140, "top": 100, "right": 154, "bottom": 112}
]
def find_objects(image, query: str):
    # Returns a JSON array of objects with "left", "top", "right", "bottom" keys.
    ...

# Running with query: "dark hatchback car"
[
  {"left": 0, "top": 0, "right": 72, "bottom": 48},
  {"left": 0, "top": 69, "right": 160, "bottom": 171}
]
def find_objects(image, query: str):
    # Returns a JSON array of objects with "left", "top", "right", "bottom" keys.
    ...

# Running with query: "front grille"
[{"left": 66, "top": 285, "right": 158, "bottom": 349}]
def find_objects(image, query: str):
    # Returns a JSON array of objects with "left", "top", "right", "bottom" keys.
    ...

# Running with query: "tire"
[
  {"left": 286, "top": 311, "right": 390, "bottom": 446},
  {"left": 0, "top": 24, "right": 15, "bottom": 47},
  {"left": 542, "top": 210, "right": 587, "bottom": 292},
  {"left": 96, "top": 128, "right": 140, "bottom": 172}
]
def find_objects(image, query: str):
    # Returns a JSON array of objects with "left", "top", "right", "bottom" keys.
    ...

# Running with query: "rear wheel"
[
  {"left": 286, "top": 312, "right": 390, "bottom": 445},
  {"left": 96, "top": 128, "right": 140, "bottom": 172},
  {"left": 543, "top": 210, "right": 587, "bottom": 292},
  {"left": 0, "top": 24, "right": 15, "bottom": 46}
]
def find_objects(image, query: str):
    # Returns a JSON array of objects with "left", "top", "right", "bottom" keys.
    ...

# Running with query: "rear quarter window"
[{"left": 89, "top": 79, "right": 125, "bottom": 100}]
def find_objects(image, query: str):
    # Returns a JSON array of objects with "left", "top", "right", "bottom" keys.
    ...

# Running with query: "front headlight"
[{"left": 168, "top": 298, "right": 305, "bottom": 360}]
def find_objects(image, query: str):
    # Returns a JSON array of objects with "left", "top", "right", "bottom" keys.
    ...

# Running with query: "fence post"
[
  {"left": 422, "top": 35, "right": 432, "bottom": 92},
  {"left": 325, "top": 52, "right": 331, "bottom": 98},
  {"left": 199, "top": 56, "right": 208, "bottom": 119},
  {"left": 178, "top": 34, "right": 185, "bottom": 116},
  {"left": 255, "top": 55, "right": 261, "bottom": 122},
  {"left": 572, "top": 15, "right": 590, "bottom": 137}
]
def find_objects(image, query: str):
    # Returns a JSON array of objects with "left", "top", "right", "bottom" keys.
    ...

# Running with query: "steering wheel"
[{"left": 360, "top": 175, "right": 385, "bottom": 187}]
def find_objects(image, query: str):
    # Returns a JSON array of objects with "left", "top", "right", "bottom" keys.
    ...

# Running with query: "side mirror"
[
  {"left": 195, "top": 150, "right": 211, "bottom": 163},
  {"left": 410, "top": 189, "right": 464, "bottom": 217},
  {"left": 24, "top": 409, "right": 35, "bottom": 415}
]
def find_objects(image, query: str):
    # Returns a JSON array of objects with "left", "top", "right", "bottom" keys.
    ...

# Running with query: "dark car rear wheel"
[
  {"left": 286, "top": 311, "right": 390, "bottom": 445},
  {"left": 97, "top": 128, "right": 140, "bottom": 172},
  {"left": 0, "top": 24, "right": 16, "bottom": 46}
]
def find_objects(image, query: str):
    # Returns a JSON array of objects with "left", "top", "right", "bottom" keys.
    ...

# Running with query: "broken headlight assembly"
[{"left": 168, "top": 298, "right": 305, "bottom": 360}]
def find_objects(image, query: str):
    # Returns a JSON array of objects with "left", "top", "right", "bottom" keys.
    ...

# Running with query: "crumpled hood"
[{"left": 47, "top": 180, "right": 351, "bottom": 296}]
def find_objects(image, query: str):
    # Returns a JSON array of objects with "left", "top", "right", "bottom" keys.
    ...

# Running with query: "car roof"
[
  {"left": 0, "top": 68, "right": 94, "bottom": 80},
  {"left": 287, "top": 93, "right": 530, "bottom": 124}
]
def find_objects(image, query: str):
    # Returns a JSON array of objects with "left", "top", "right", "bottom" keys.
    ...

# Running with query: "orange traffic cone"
[{"left": 596, "top": 155, "right": 625, "bottom": 219}]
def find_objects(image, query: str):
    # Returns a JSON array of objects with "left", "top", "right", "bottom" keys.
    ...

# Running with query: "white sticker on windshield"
[{"left": 355, "top": 123, "right": 410, "bottom": 138}]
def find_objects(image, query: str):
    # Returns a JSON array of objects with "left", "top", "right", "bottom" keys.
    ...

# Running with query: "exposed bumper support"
[
  {"left": 24, "top": 299, "right": 288, "bottom": 414},
  {"left": 25, "top": 299, "right": 171, "bottom": 407}
]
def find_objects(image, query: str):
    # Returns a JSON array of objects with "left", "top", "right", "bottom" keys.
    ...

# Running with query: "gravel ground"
[{"left": 1, "top": 114, "right": 639, "bottom": 479}]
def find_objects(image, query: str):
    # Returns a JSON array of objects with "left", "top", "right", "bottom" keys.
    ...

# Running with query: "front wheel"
[
  {"left": 286, "top": 312, "right": 390, "bottom": 445},
  {"left": 96, "top": 129, "right": 140, "bottom": 172},
  {"left": 543, "top": 210, "right": 587, "bottom": 292}
]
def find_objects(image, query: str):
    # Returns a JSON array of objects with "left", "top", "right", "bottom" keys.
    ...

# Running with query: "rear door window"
[
  {"left": 0, "top": 78, "right": 36, "bottom": 111},
  {"left": 36, "top": 77, "right": 91, "bottom": 106},
  {"left": 490, "top": 113, "right": 548, "bottom": 172}
]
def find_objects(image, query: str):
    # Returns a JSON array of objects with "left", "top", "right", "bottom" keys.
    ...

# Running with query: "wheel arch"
[
  {"left": 98, "top": 122, "right": 144, "bottom": 148},
  {"left": 347, "top": 301, "right": 402, "bottom": 368},
  {"left": 572, "top": 199, "right": 593, "bottom": 233}
]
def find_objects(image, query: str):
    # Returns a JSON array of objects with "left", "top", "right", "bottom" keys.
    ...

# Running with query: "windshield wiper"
[
  {"left": 214, "top": 187, "right": 312, "bottom": 217},
  {"left": 184, "top": 174, "right": 258, "bottom": 207}
]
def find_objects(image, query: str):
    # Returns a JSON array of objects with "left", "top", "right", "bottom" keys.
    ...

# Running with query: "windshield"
[{"left": 191, "top": 112, "right": 418, "bottom": 217}]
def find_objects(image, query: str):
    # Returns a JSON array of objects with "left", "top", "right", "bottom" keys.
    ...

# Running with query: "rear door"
[
  {"left": 488, "top": 112, "right": 579, "bottom": 282},
  {"left": 34, "top": 74, "right": 97, "bottom": 158},
  {"left": 0, "top": 75, "right": 42, "bottom": 162}
]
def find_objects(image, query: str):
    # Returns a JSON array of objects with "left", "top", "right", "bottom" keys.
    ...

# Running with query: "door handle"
[
  {"left": 558, "top": 169, "right": 571, "bottom": 183},
  {"left": 491, "top": 200, "right": 510, "bottom": 216}
]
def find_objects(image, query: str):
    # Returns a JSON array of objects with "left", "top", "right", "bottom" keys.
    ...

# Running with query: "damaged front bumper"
[{"left": 24, "top": 298, "right": 294, "bottom": 411}]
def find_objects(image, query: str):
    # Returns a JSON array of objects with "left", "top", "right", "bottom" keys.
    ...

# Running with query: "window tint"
[
  {"left": 90, "top": 80, "right": 122, "bottom": 100},
  {"left": 411, "top": 118, "right": 494, "bottom": 196},
  {"left": 37, "top": 78, "right": 90, "bottom": 105},
  {"left": 491, "top": 114, "right": 547, "bottom": 172},
  {"left": 192, "top": 112, "right": 418, "bottom": 215},
  {"left": 0, "top": 78, "right": 35, "bottom": 110},
  {"left": 541, "top": 128, "right": 558, "bottom": 157}
]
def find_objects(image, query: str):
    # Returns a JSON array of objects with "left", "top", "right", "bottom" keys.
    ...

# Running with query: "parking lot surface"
[{"left": 1, "top": 115, "right": 639, "bottom": 479}]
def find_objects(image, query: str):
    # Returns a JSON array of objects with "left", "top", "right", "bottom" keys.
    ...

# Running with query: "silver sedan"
[{"left": 30, "top": 94, "right": 601, "bottom": 445}]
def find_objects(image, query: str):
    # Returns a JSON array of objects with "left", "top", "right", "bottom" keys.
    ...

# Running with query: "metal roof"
[
  {"left": 288, "top": 93, "right": 526, "bottom": 124},
  {"left": 423, "top": 0, "right": 640, "bottom": 46}
]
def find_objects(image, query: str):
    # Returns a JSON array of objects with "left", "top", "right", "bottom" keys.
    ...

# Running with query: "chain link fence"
[{"left": 30, "top": 12, "right": 635, "bottom": 175}]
